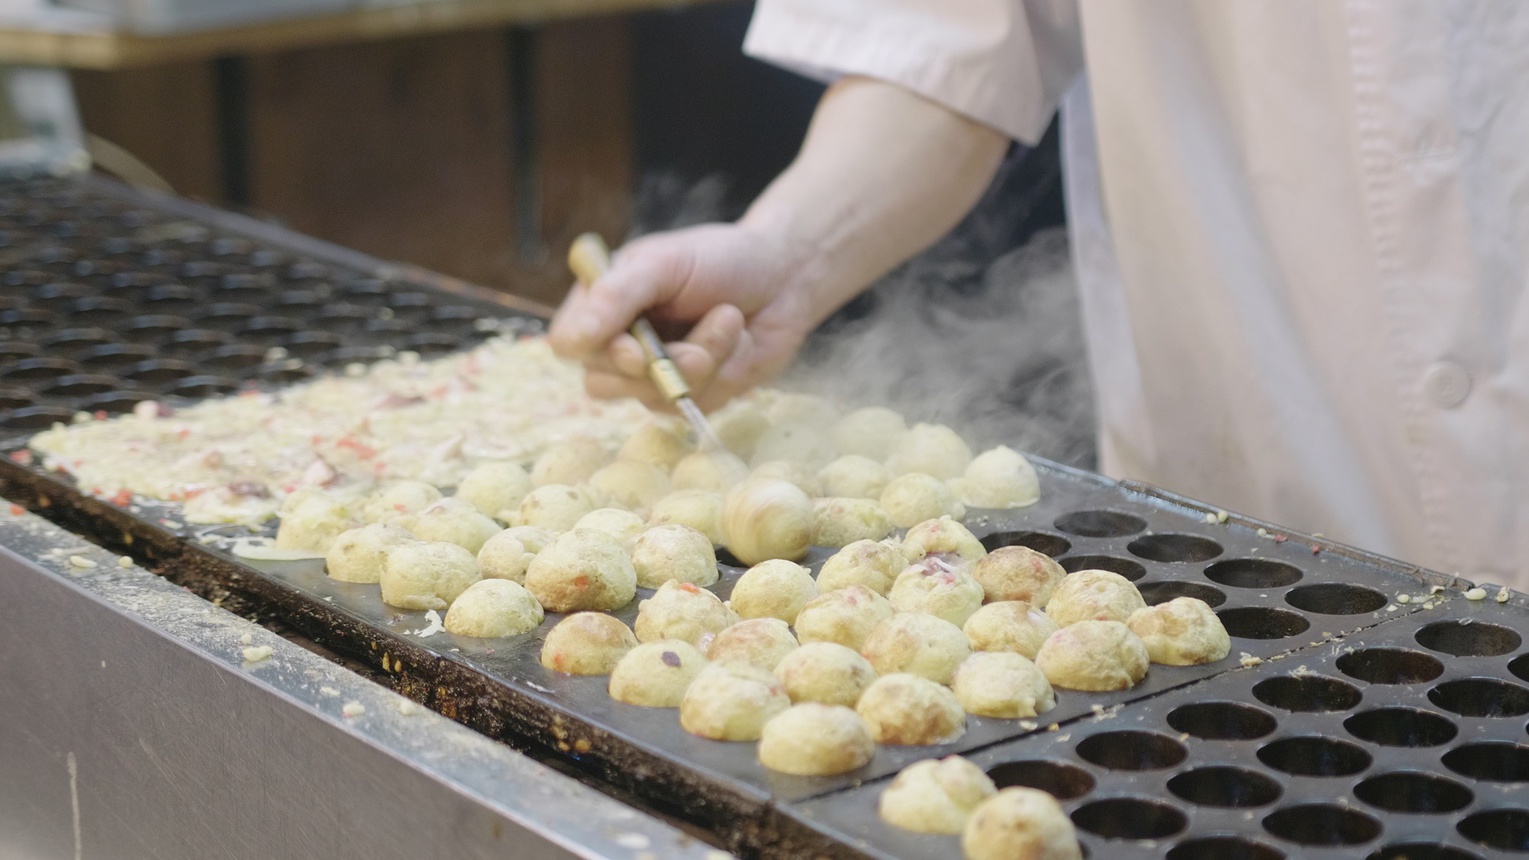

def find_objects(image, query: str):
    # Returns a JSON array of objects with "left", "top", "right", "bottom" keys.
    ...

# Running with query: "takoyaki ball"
[
  {"left": 879, "top": 756, "right": 996, "bottom": 835},
  {"left": 708, "top": 398, "right": 771, "bottom": 461},
  {"left": 885, "top": 422, "right": 972, "bottom": 480},
  {"left": 817, "top": 539, "right": 907, "bottom": 596},
  {"left": 748, "top": 459, "right": 823, "bottom": 498},
  {"left": 608, "top": 640, "right": 707, "bottom": 707},
  {"left": 540, "top": 612, "right": 637, "bottom": 675},
  {"left": 856, "top": 673, "right": 966, "bottom": 745},
  {"left": 972, "top": 546, "right": 1065, "bottom": 606},
  {"left": 758, "top": 703, "right": 875, "bottom": 776},
  {"left": 794, "top": 585, "right": 895, "bottom": 651},
  {"left": 830, "top": 406, "right": 908, "bottom": 462},
  {"left": 1126, "top": 597, "right": 1231, "bottom": 666},
  {"left": 962, "top": 788, "right": 1082, "bottom": 860},
  {"left": 728, "top": 559, "right": 817, "bottom": 624},
  {"left": 381, "top": 540, "right": 481, "bottom": 611},
  {"left": 408, "top": 497, "right": 502, "bottom": 554},
  {"left": 706, "top": 617, "right": 799, "bottom": 671},
  {"left": 962, "top": 601, "right": 1058, "bottom": 659},
  {"left": 1045, "top": 569, "right": 1145, "bottom": 627},
  {"left": 633, "top": 580, "right": 739, "bottom": 648},
  {"left": 951, "top": 651, "right": 1055, "bottom": 718},
  {"left": 813, "top": 497, "right": 896, "bottom": 547},
  {"left": 670, "top": 449, "right": 747, "bottom": 493},
  {"left": 817, "top": 454, "right": 892, "bottom": 500},
  {"left": 648, "top": 489, "right": 725, "bottom": 546},
  {"left": 956, "top": 445, "right": 1040, "bottom": 509},
  {"left": 573, "top": 507, "right": 647, "bottom": 551},
  {"left": 587, "top": 460, "right": 671, "bottom": 516},
  {"left": 276, "top": 490, "right": 358, "bottom": 552},
  {"left": 476, "top": 525, "right": 555, "bottom": 583},
  {"left": 1034, "top": 620, "right": 1149, "bottom": 692},
  {"left": 326, "top": 522, "right": 415, "bottom": 584},
  {"left": 361, "top": 479, "right": 443, "bottom": 524},
  {"left": 860, "top": 611, "right": 972, "bottom": 685},
  {"left": 530, "top": 435, "right": 611, "bottom": 487},
  {"left": 443, "top": 578, "right": 544, "bottom": 638},
  {"left": 515, "top": 483, "right": 595, "bottom": 531},
  {"left": 774, "top": 641, "right": 878, "bottom": 708},
  {"left": 630, "top": 523, "right": 719, "bottom": 588},
  {"left": 750, "top": 422, "right": 838, "bottom": 471},
  {"left": 886, "top": 557, "right": 986, "bottom": 627},
  {"left": 880, "top": 473, "right": 966, "bottom": 529},
  {"left": 453, "top": 461, "right": 532, "bottom": 522},
  {"left": 523, "top": 528, "right": 637, "bottom": 613},
  {"left": 679, "top": 661, "right": 791, "bottom": 741},
  {"left": 902, "top": 515, "right": 987, "bottom": 562},
  {"left": 617, "top": 420, "right": 693, "bottom": 471}
]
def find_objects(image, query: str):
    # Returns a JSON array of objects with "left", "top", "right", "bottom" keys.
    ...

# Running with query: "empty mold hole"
[
  {"left": 0, "top": 341, "right": 39, "bottom": 360},
  {"left": 39, "top": 374, "right": 118, "bottom": 397},
  {"left": 1075, "top": 731, "right": 1187, "bottom": 771},
  {"left": 1428, "top": 678, "right": 1529, "bottom": 718},
  {"left": 1284, "top": 583, "right": 1388, "bottom": 615},
  {"left": 125, "top": 360, "right": 198, "bottom": 385},
  {"left": 1218, "top": 607, "right": 1311, "bottom": 640},
  {"left": 1510, "top": 654, "right": 1529, "bottom": 685},
  {"left": 1165, "top": 701, "right": 1278, "bottom": 740},
  {"left": 1257, "top": 736, "right": 1372, "bottom": 777},
  {"left": 78, "top": 343, "right": 155, "bottom": 368},
  {"left": 1336, "top": 648, "right": 1445, "bottom": 685},
  {"left": 1138, "top": 581, "right": 1227, "bottom": 607},
  {"left": 1262, "top": 804, "right": 1381, "bottom": 847},
  {"left": 1353, "top": 771, "right": 1472, "bottom": 813},
  {"left": 0, "top": 388, "right": 33, "bottom": 409},
  {"left": 1071, "top": 797, "right": 1187, "bottom": 841},
  {"left": 1168, "top": 837, "right": 1286, "bottom": 860},
  {"left": 1, "top": 406, "right": 78, "bottom": 429},
  {"left": 125, "top": 315, "right": 192, "bottom": 340},
  {"left": 1366, "top": 845, "right": 1484, "bottom": 860},
  {"left": 1344, "top": 708, "right": 1458, "bottom": 748},
  {"left": 1415, "top": 620, "right": 1521, "bottom": 657},
  {"left": 1054, "top": 510, "right": 1148, "bottom": 538},
  {"left": 168, "top": 377, "right": 239, "bottom": 398},
  {"left": 1204, "top": 559, "right": 1303, "bottom": 589},
  {"left": 198, "top": 303, "right": 263, "bottom": 327},
  {"left": 1253, "top": 675, "right": 1362, "bottom": 712},
  {"left": 1128, "top": 533, "right": 1224, "bottom": 563},
  {"left": 986, "top": 760, "right": 1095, "bottom": 800},
  {"left": 0, "top": 307, "right": 61, "bottom": 327},
  {"left": 280, "top": 332, "right": 345, "bottom": 358},
  {"left": 2, "top": 357, "right": 84, "bottom": 382},
  {"left": 1458, "top": 809, "right": 1529, "bottom": 852},
  {"left": 81, "top": 391, "right": 154, "bottom": 415},
  {"left": 981, "top": 531, "right": 1072, "bottom": 558},
  {"left": 1059, "top": 555, "right": 1146, "bottom": 581},
  {"left": 1442, "top": 742, "right": 1529, "bottom": 782},
  {"left": 200, "top": 345, "right": 266, "bottom": 371},
  {"left": 240, "top": 316, "right": 302, "bottom": 339},
  {"left": 39, "top": 327, "right": 113, "bottom": 349},
  {"left": 1166, "top": 766, "right": 1281, "bottom": 808},
  {"left": 168, "top": 329, "right": 233, "bottom": 352},
  {"left": 258, "top": 363, "right": 316, "bottom": 384}
]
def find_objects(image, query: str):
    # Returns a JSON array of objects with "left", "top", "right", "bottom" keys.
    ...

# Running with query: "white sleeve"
[{"left": 743, "top": 0, "right": 1083, "bottom": 144}]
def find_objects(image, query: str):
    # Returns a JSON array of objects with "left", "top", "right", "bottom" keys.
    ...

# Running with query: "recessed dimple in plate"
[
  {"left": 1257, "top": 736, "right": 1371, "bottom": 776},
  {"left": 280, "top": 331, "right": 344, "bottom": 358},
  {"left": 0, "top": 341, "right": 39, "bottom": 361},
  {"left": 276, "top": 289, "right": 323, "bottom": 310},
  {"left": 1166, "top": 766, "right": 1281, "bottom": 808},
  {"left": 1457, "top": 809, "right": 1529, "bottom": 851},
  {"left": 197, "top": 302, "right": 263, "bottom": 329},
  {"left": 986, "top": 760, "right": 1095, "bottom": 800},
  {"left": 1415, "top": 620, "right": 1522, "bottom": 657},
  {"left": 0, "top": 386, "right": 34, "bottom": 409},
  {"left": 1283, "top": 583, "right": 1388, "bottom": 615},
  {"left": 199, "top": 344, "right": 266, "bottom": 371},
  {"left": 406, "top": 331, "right": 466, "bottom": 357},
  {"left": 140, "top": 284, "right": 201, "bottom": 315},
  {"left": 363, "top": 317, "right": 412, "bottom": 335},
  {"left": 1071, "top": 797, "right": 1187, "bottom": 840},
  {"left": 0, "top": 306, "right": 61, "bottom": 328},
  {"left": 257, "top": 362, "right": 315, "bottom": 384},
  {"left": 1166, "top": 701, "right": 1278, "bottom": 740},
  {"left": 1054, "top": 510, "right": 1148, "bottom": 538},
  {"left": 1344, "top": 707, "right": 1458, "bottom": 748},
  {"left": 240, "top": 316, "right": 302, "bottom": 339},
  {"left": 1, "top": 405, "right": 78, "bottom": 429},
  {"left": 1128, "top": 533, "right": 1223, "bottom": 563},
  {"left": 2, "top": 356, "right": 84, "bottom": 382},
  {"left": 1168, "top": 837, "right": 1286, "bottom": 860},
  {"left": 1428, "top": 678, "right": 1529, "bottom": 718},
  {"left": 286, "top": 261, "right": 332, "bottom": 282},
  {"left": 320, "top": 345, "right": 394, "bottom": 365},
  {"left": 28, "top": 281, "right": 94, "bottom": 307},
  {"left": 125, "top": 314, "right": 191, "bottom": 340},
  {"left": 77, "top": 342, "right": 155, "bottom": 369},
  {"left": 1059, "top": 555, "right": 1145, "bottom": 580},
  {"left": 125, "top": 359, "right": 198, "bottom": 385},
  {"left": 1353, "top": 771, "right": 1472, "bottom": 813},
  {"left": 66, "top": 295, "right": 133, "bottom": 325},
  {"left": 1510, "top": 653, "right": 1529, "bottom": 685},
  {"left": 166, "top": 329, "right": 235, "bottom": 353},
  {"left": 1366, "top": 844, "right": 1484, "bottom": 860},
  {"left": 1138, "top": 580, "right": 1227, "bottom": 607},
  {"left": 39, "top": 327, "right": 114, "bottom": 350},
  {"left": 168, "top": 376, "right": 240, "bottom": 398},
  {"left": 1262, "top": 804, "right": 1381, "bottom": 846},
  {"left": 981, "top": 530, "right": 1071, "bottom": 558},
  {"left": 1203, "top": 558, "right": 1304, "bottom": 588},
  {"left": 1075, "top": 731, "right": 1187, "bottom": 771},
  {"left": 1253, "top": 674, "right": 1362, "bottom": 712},
  {"left": 1443, "top": 742, "right": 1529, "bottom": 781},
  {"left": 1217, "top": 607, "right": 1310, "bottom": 640},
  {"left": 39, "top": 374, "right": 118, "bottom": 397},
  {"left": 1336, "top": 648, "right": 1444, "bottom": 685},
  {"left": 432, "top": 304, "right": 482, "bottom": 322},
  {"left": 81, "top": 390, "right": 155, "bottom": 415}
]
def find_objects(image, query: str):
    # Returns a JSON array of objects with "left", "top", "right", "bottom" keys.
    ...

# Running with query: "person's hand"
[{"left": 548, "top": 222, "right": 820, "bottom": 412}]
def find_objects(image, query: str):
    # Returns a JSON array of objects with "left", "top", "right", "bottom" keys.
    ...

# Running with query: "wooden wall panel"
[{"left": 71, "top": 61, "right": 223, "bottom": 202}]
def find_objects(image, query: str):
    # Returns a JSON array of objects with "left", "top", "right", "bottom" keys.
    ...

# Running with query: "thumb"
[{"left": 548, "top": 244, "right": 686, "bottom": 359}]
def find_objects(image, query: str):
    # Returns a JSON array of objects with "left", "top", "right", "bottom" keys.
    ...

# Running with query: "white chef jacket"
[{"left": 744, "top": 1, "right": 1529, "bottom": 585}]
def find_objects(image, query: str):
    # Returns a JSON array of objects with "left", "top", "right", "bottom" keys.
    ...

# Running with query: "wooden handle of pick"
[
  {"left": 568, "top": 232, "right": 612, "bottom": 284},
  {"left": 566, "top": 232, "right": 691, "bottom": 402}
]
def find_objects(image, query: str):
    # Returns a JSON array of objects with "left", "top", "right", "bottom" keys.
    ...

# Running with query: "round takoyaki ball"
[
  {"left": 774, "top": 641, "right": 878, "bottom": 707},
  {"left": 963, "top": 601, "right": 1058, "bottom": 659},
  {"left": 587, "top": 460, "right": 671, "bottom": 516},
  {"left": 794, "top": 585, "right": 895, "bottom": 651},
  {"left": 885, "top": 422, "right": 972, "bottom": 480},
  {"left": 878, "top": 756, "right": 997, "bottom": 835},
  {"left": 830, "top": 406, "right": 908, "bottom": 462},
  {"left": 530, "top": 435, "right": 611, "bottom": 487},
  {"left": 630, "top": 523, "right": 718, "bottom": 589},
  {"left": 729, "top": 559, "right": 817, "bottom": 624},
  {"left": 524, "top": 528, "right": 637, "bottom": 613},
  {"left": 721, "top": 478, "right": 815, "bottom": 566},
  {"left": 709, "top": 398, "right": 771, "bottom": 461},
  {"left": 860, "top": 611, "right": 972, "bottom": 685},
  {"left": 856, "top": 673, "right": 966, "bottom": 745},
  {"left": 326, "top": 522, "right": 415, "bottom": 583},
  {"left": 443, "top": 578, "right": 544, "bottom": 638},
  {"left": 817, "top": 539, "right": 907, "bottom": 596},
  {"left": 1034, "top": 620, "right": 1149, "bottom": 692},
  {"left": 962, "top": 787, "right": 1082, "bottom": 860},
  {"left": 818, "top": 454, "right": 892, "bottom": 500},
  {"left": 361, "top": 479, "right": 443, "bottom": 524},
  {"left": 767, "top": 392, "right": 841, "bottom": 428},
  {"left": 880, "top": 473, "right": 966, "bottom": 529},
  {"left": 634, "top": 580, "right": 739, "bottom": 648},
  {"left": 608, "top": 640, "right": 708, "bottom": 707},
  {"left": 952, "top": 651, "right": 1055, "bottom": 719},
  {"left": 276, "top": 490, "right": 359, "bottom": 552},
  {"left": 887, "top": 558, "right": 987, "bottom": 628},
  {"left": 670, "top": 450, "right": 748, "bottom": 494},
  {"left": 679, "top": 661, "right": 791, "bottom": 741},
  {"left": 381, "top": 540, "right": 481, "bottom": 611},
  {"left": 1045, "top": 569, "right": 1145, "bottom": 627},
  {"left": 707, "top": 617, "right": 798, "bottom": 671},
  {"left": 453, "top": 461, "right": 532, "bottom": 522},
  {"left": 648, "top": 489, "right": 724, "bottom": 546},
  {"left": 574, "top": 507, "right": 647, "bottom": 552},
  {"left": 758, "top": 703, "right": 875, "bottom": 776},
  {"left": 476, "top": 525, "right": 555, "bottom": 583},
  {"left": 1127, "top": 597, "right": 1231, "bottom": 666},
  {"left": 955, "top": 445, "right": 1040, "bottom": 510},
  {"left": 902, "top": 515, "right": 987, "bottom": 562},
  {"left": 750, "top": 422, "right": 838, "bottom": 471},
  {"left": 748, "top": 460, "right": 823, "bottom": 498},
  {"left": 618, "top": 420, "right": 694, "bottom": 471},
  {"left": 407, "top": 498, "right": 502, "bottom": 554},
  {"left": 515, "top": 484, "right": 595, "bottom": 532},
  {"left": 814, "top": 497, "right": 896, "bottom": 548},
  {"left": 972, "top": 546, "right": 1065, "bottom": 606},
  {"left": 540, "top": 612, "right": 638, "bottom": 674}
]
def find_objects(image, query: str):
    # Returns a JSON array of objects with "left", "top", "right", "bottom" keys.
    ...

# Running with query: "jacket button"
[{"left": 1422, "top": 361, "right": 1471, "bottom": 408}]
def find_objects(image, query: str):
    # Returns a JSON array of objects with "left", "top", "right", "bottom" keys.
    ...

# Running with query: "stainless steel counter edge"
[{"left": 0, "top": 504, "right": 735, "bottom": 860}]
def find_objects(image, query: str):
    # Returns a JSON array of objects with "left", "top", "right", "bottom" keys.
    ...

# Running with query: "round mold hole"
[
  {"left": 320, "top": 345, "right": 393, "bottom": 365},
  {"left": 1204, "top": 558, "right": 1304, "bottom": 589},
  {"left": 1415, "top": 620, "right": 1522, "bottom": 657},
  {"left": 1, "top": 357, "right": 85, "bottom": 382},
  {"left": 218, "top": 273, "right": 271, "bottom": 295},
  {"left": 0, "top": 387, "right": 34, "bottom": 409},
  {"left": 1138, "top": 580, "right": 1228, "bottom": 607},
  {"left": 1166, "top": 766, "right": 1281, "bottom": 808},
  {"left": 405, "top": 331, "right": 465, "bottom": 357},
  {"left": 286, "top": 262, "right": 332, "bottom": 282},
  {"left": 432, "top": 304, "right": 482, "bottom": 322},
  {"left": 178, "top": 261, "right": 232, "bottom": 282},
  {"left": 1510, "top": 653, "right": 1529, "bottom": 685},
  {"left": 1429, "top": 678, "right": 1529, "bottom": 718},
  {"left": 1128, "top": 533, "right": 1224, "bottom": 563},
  {"left": 1344, "top": 707, "right": 1458, "bottom": 748},
  {"left": 1218, "top": 607, "right": 1311, "bottom": 640},
  {"left": 257, "top": 363, "right": 316, "bottom": 384},
  {"left": 0, "top": 307, "right": 62, "bottom": 328},
  {"left": 1165, "top": 701, "right": 1279, "bottom": 740},
  {"left": 125, "top": 360, "right": 197, "bottom": 386},
  {"left": 986, "top": 760, "right": 1095, "bottom": 800},
  {"left": 279, "top": 331, "right": 344, "bottom": 358},
  {"left": 1443, "top": 742, "right": 1529, "bottom": 782},
  {"left": 1054, "top": 510, "right": 1148, "bottom": 538},
  {"left": 1059, "top": 555, "right": 1146, "bottom": 580},
  {"left": 239, "top": 316, "right": 302, "bottom": 339},
  {"left": 1458, "top": 809, "right": 1529, "bottom": 852},
  {"left": 1071, "top": 797, "right": 1187, "bottom": 841},
  {"left": 77, "top": 343, "right": 155, "bottom": 369},
  {"left": 0, "top": 341, "right": 39, "bottom": 360},
  {"left": 1168, "top": 837, "right": 1286, "bottom": 860},
  {"left": 28, "top": 281, "right": 94, "bottom": 307},
  {"left": 276, "top": 290, "right": 324, "bottom": 309},
  {"left": 981, "top": 531, "right": 1072, "bottom": 558},
  {"left": 1284, "top": 583, "right": 1388, "bottom": 615},
  {"left": 1253, "top": 674, "right": 1362, "bottom": 712},
  {"left": 125, "top": 314, "right": 192, "bottom": 341},
  {"left": 197, "top": 302, "right": 264, "bottom": 328},
  {"left": 1336, "top": 648, "right": 1444, "bottom": 685},
  {"left": 81, "top": 391, "right": 154, "bottom": 415},
  {"left": 1075, "top": 731, "right": 1187, "bottom": 771},
  {"left": 363, "top": 317, "right": 412, "bottom": 335},
  {"left": 67, "top": 296, "right": 133, "bottom": 325},
  {"left": 39, "top": 374, "right": 118, "bottom": 397},
  {"left": 1257, "top": 736, "right": 1372, "bottom": 777},
  {"left": 140, "top": 287, "right": 200, "bottom": 315},
  {"left": 38, "top": 327, "right": 114, "bottom": 351},
  {"left": 1262, "top": 804, "right": 1381, "bottom": 847},
  {"left": 1, "top": 405, "right": 78, "bottom": 430},
  {"left": 168, "top": 376, "right": 240, "bottom": 398},
  {"left": 166, "top": 329, "right": 234, "bottom": 353},
  {"left": 199, "top": 344, "right": 266, "bottom": 371},
  {"left": 1353, "top": 771, "right": 1472, "bottom": 813},
  {"left": 1367, "top": 845, "right": 1484, "bottom": 860}
]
